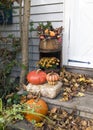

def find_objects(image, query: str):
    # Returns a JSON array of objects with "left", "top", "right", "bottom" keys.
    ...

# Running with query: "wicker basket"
[{"left": 39, "top": 39, "right": 61, "bottom": 51}]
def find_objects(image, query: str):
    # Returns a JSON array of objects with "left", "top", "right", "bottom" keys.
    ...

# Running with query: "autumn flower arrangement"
[
  {"left": 37, "top": 57, "right": 60, "bottom": 70},
  {"left": 37, "top": 21, "right": 63, "bottom": 41}
]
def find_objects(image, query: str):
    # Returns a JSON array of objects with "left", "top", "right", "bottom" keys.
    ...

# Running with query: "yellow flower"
[{"left": 37, "top": 57, "right": 60, "bottom": 69}]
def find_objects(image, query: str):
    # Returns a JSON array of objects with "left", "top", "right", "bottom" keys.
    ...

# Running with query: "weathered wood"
[
  {"left": 20, "top": 0, "right": 31, "bottom": 83},
  {"left": 64, "top": 65, "right": 93, "bottom": 78}
]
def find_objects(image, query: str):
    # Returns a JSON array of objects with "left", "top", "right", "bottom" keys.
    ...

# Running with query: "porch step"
[
  {"left": 64, "top": 65, "right": 93, "bottom": 78},
  {"left": 42, "top": 92, "right": 93, "bottom": 119},
  {"left": 9, "top": 92, "right": 93, "bottom": 130}
]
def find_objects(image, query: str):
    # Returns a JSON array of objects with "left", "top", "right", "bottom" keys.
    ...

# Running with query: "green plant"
[
  {"left": 0, "top": 98, "right": 52, "bottom": 130},
  {"left": 0, "top": 98, "right": 24, "bottom": 130},
  {"left": 0, "top": 34, "right": 21, "bottom": 103}
]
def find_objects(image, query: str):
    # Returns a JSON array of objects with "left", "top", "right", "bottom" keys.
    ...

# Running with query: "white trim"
[
  {"left": 63, "top": 0, "right": 70, "bottom": 65},
  {"left": 63, "top": 0, "right": 80, "bottom": 65}
]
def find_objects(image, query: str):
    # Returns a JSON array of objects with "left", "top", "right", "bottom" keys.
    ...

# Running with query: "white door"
[{"left": 65, "top": 0, "right": 93, "bottom": 68}]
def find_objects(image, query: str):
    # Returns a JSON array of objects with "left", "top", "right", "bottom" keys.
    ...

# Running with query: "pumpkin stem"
[
  {"left": 48, "top": 71, "right": 56, "bottom": 75},
  {"left": 36, "top": 69, "right": 42, "bottom": 73}
]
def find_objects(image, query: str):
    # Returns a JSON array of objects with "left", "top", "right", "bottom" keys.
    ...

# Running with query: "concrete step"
[
  {"left": 8, "top": 92, "right": 93, "bottom": 130},
  {"left": 42, "top": 92, "right": 93, "bottom": 119},
  {"left": 8, "top": 120, "right": 34, "bottom": 130}
]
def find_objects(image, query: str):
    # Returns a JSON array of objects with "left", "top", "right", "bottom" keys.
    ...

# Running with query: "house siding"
[{"left": 0, "top": 0, "right": 64, "bottom": 79}]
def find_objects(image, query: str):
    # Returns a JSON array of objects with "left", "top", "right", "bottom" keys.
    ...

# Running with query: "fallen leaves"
[
  {"left": 33, "top": 107, "right": 93, "bottom": 130},
  {"left": 59, "top": 68, "right": 93, "bottom": 101}
]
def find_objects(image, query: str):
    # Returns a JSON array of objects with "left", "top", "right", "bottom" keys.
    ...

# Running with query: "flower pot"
[
  {"left": 39, "top": 39, "right": 61, "bottom": 51},
  {"left": 40, "top": 67, "right": 60, "bottom": 74}
]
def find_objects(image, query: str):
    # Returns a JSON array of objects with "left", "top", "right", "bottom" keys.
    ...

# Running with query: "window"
[{"left": 0, "top": 5, "right": 12, "bottom": 24}]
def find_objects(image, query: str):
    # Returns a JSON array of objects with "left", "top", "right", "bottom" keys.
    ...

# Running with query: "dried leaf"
[
  {"left": 35, "top": 122, "right": 44, "bottom": 128},
  {"left": 77, "top": 77, "right": 86, "bottom": 82},
  {"left": 50, "top": 107, "right": 58, "bottom": 114},
  {"left": 76, "top": 92, "right": 85, "bottom": 97},
  {"left": 80, "top": 120, "right": 87, "bottom": 127},
  {"left": 86, "top": 126, "right": 93, "bottom": 130}
]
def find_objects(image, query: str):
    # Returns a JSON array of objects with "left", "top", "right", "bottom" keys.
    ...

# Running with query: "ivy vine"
[{"left": 0, "top": 34, "right": 21, "bottom": 103}]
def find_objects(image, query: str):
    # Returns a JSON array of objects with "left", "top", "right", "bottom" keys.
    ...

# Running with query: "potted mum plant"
[{"left": 37, "top": 57, "right": 60, "bottom": 73}]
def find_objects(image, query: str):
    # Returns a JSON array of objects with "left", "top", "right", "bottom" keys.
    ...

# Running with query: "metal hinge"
[{"left": 68, "top": 59, "right": 91, "bottom": 64}]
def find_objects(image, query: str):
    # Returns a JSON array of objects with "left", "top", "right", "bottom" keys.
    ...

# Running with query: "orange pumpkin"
[
  {"left": 49, "top": 31, "right": 55, "bottom": 37},
  {"left": 25, "top": 99, "right": 48, "bottom": 122},
  {"left": 46, "top": 72, "right": 59, "bottom": 85},
  {"left": 27, "top": 69, "right": 47, "bottom": 85},
  {"left": 44, "top": 29, "right": 49, "bottom": 34}
]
